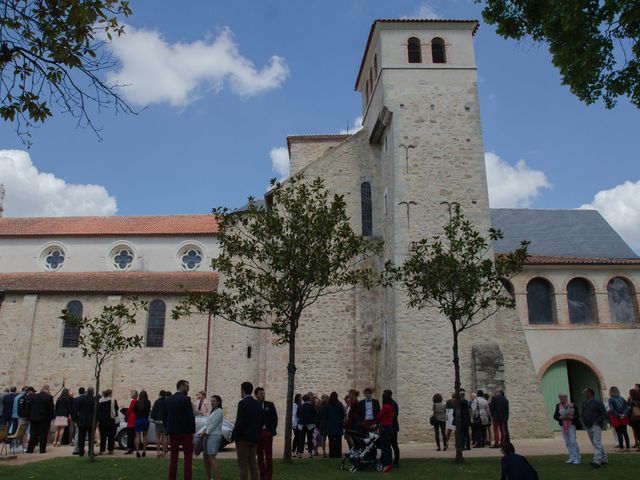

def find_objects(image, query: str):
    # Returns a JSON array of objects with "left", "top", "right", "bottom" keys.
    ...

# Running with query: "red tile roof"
[
  {"left": 0, "top": 215, "right": 219, "bottom": 237},
  {"left": 525, "top": 255, "right": 640, "bottom": 266},
  {"left": 355, "top": 19, "right": 480, "bottom": 89},
  {"left": 0, "top": 272, "right": 218, "bottom": 294}
]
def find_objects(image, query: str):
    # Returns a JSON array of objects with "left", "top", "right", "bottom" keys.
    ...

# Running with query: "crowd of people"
[{"left": 1, "top": 380, "right": 639, "bottom": 479}]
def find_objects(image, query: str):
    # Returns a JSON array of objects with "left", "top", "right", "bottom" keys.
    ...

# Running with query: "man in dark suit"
[
  {"left": 254, "top": 387, "right": 277, "bottom": 480},
  {"left": 232, "top": 381, "right": 261, "bottom": 480},
  {"left": 490, "top": 388, "right": 510, "bottom": 448},
  {"left": 358, "top": 387, "right": 380, "bottom": 429},
  {"left": 75, "top": 387, "right": 95, "bottom": 457},
  {"left": 383, "top": 389, "right": 400, "bottom": 468},
  {"left": 164, "top": 379, "right": 196, "bottom": 480},
  {"left": 26, "top": 385, "right": 54, "bottom": 453}
]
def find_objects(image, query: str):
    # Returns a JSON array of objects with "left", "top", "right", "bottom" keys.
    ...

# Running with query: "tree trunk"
[
  {"left": 452, "top": 324, "right": 464, "bottom": 464},
  {"left": 89, "top": 362, "right": 101, "bottom": 462},
  {"left": 282, "top": 321, "right": 297, "bottom": 462}
]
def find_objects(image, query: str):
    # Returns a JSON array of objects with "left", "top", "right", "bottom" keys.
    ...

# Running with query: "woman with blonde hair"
[{"left": 608, "top": 386, "right": 630, "bottom": 450}]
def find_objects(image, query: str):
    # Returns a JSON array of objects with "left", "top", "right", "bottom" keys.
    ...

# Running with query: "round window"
[
  {"left": 112, "top": 248, "right": 134, "bottom": 270},
  {"left": 40, "top": 245, "right": 67, "bottom": 272},
  {"left": 180, "top": 247, "right": 203, "bottom": 270}
]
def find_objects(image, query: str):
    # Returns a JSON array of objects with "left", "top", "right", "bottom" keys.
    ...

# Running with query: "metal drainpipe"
[{"left": 205, "top": 313, "right": 212, "bottom": 392}]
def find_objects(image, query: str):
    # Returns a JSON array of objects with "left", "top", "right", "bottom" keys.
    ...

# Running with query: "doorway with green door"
[{"left": 540, "top": 358, "right": 602, "bottom": 431}]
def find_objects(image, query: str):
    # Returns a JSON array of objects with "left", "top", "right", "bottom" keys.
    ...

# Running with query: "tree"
[
  {"left": 0, "top": 0, "right": 134, "bottom": 144},
  {"left": 60, "top": 299, "right": 144, "bottom": 461},
  {"left": 172, "top": 174, "right": 383, "bottom": 461},
  {"left": 388, "top": 204, "right": 528, "bottom": 463},
  {"left": 477, "top": 0, "right": 640, "bottom": 108}
]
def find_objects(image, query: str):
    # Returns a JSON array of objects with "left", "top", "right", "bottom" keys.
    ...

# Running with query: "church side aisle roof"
[
  {"left": 0, "top": 271, "right": 218, "bottom": 293},
  {"left": 0, "top": 215, "right": 218, "bottom": 237},
  {"left": 491, "top": 208, "right": 638, "bottom": 259}
]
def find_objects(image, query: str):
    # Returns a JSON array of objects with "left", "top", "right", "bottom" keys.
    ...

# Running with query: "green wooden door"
[{"left": 540, "top": 360, "right": 570, "bottom": 431}]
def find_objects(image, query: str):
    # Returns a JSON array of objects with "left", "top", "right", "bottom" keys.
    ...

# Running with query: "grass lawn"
[{"left": 0, "top": 455, "right": 639, "bottom": 480}]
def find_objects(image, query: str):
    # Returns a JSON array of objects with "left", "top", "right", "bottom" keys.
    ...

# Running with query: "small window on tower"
[
  {"left": 373, "top": 54, "right": 378, "bottom": 75},
  {"left": 407, "top": 37, "right": 421, "bottom": 63},
  {"left": 431, "top": 37, "right": 446, "bottom": 64}
]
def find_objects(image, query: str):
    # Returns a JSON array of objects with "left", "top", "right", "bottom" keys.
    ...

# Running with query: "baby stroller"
[{"left": 340, "top": 427, "right": 383, "bottom": 473}]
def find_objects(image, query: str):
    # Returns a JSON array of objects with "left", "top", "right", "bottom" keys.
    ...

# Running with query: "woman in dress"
[
  {"left": 608, "top": 386, "right": 630, "bottom": 450},
  {"left": 432, "top": 393, "right": 447, "bottom": 451},
  {"left": 444, "top": 393, "right": 455, "bottom": 447},
  {"left": 53, "top": 388, "right": 73, "bottom": 447},
  {"left": 124, "top": 390, "right": 138, "bottom": 455},
  {"left": 202, "top": 395, "right": 223, "bottom": 480},
  {"left": 134, "top": 390, "right": 151, "bottom": 458}
]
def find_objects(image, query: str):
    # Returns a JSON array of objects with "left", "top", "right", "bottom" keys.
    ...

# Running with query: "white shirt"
[{"left": 364, "top": 399, "right": 374, "bottom": 420}]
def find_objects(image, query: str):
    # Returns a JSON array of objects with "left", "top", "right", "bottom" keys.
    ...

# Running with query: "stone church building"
[{"left": 1, "top": 19, "right": 639, "bottom": 440}]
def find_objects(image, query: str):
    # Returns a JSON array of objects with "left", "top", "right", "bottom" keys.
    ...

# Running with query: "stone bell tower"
[{"left": 354, "top": 20, "right": 549, "bottom": 439}]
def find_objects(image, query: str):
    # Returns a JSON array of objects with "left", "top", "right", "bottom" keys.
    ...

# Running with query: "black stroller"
[{"left": 340, "top": 427, "right": 383, "bottom": 473}]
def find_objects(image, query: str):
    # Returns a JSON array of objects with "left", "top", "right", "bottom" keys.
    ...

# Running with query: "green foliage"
[
  {"left": 173, "top": 174, "right": 383, "bottom": 341},
  {"left": 0, "top": 0, "right": 134, "bottom": 143},
  {"left": 477, "top": 0, "right": 640, "bottom": 108},
  {"left": 173, "top": 174, "right": 383, "bottom": 460},
  {"left": 61, "top": 300, "right": 144, "bottom": 365},
  {"left": 390, "top": 205, "right": 528, "bottom": 333}
]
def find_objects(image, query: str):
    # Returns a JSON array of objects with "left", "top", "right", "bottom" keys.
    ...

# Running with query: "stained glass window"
[
  {"left": 113, "top": 248, "right": 134, "bottom": 270},
  {"left": 567, "top": 278, "right": 598, "bottom": 324},
  {"left": 607, "top": 277, "right": 638, "bottom": 324},
  {"left": 62, "top": 300, "right": 82, "bottom": 348},
  {"left": 361, "top": 182, "right": 372, "bottom": 237},
  {"left": 146, "top": 299, "right": 166, "bottom": 347},
  {"left": 526, "top": 278, "right": 555, "bottom": 324},
  {"left": 45, "top": 249, "right": 65, "bottom": 270},
  {"left": 181, "top": 248, "right": 202, "bottom": 270},
  {"left": 407, "top": 37, "right": 421, "bottom": 63}
]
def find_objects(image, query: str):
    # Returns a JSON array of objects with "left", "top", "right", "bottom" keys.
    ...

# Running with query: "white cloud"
[
  {"left": 579, "top": 181, "right": 640, "bottom": 251},
  {"left": 106, "top": 26, "right": 289, "bottom": 107},
  {"left": 402, "top": 2, "right": 441, "bottom": 19},
  {"left": 270, "top": 147, "right": 290, "bottom": 177},
  {"left": 485, "top": 152, "right": 551, "bottom": 208},
  {"left": 0, "top": 150, "right": 117, "bottom": 216},
  {"left": 340, "top": 116, "right": 363, "bottom": 135}
]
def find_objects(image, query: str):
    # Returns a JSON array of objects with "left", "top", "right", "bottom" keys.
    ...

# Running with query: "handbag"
[
  {"left": 429, "top": 415, "right": 436, "bottom": 426},
  {"left": 193, "top": 433, "right": 204, "bottom": 457},
  {"left": 631, "top": 405, "right": 640, "bottom": 422}
]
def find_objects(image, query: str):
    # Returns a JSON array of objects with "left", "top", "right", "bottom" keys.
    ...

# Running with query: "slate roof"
[
  {"left": 0, "top": 272, "right": 218, "bottom": 294},
  {"left": 491, "top": 209, "right": 638, "bottom": 259},
  {"left": 0, "top": 215, "right": 218, "bottom": 237}
]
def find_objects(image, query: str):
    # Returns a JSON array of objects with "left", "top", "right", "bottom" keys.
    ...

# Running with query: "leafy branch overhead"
[
  {"left": 0, "top": 0, "right": 135, "bottom": 144},
  {"left": 477, "top": 0, "right": 640, "bottom": 108}
]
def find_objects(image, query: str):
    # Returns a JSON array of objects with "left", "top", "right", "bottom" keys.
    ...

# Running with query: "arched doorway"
[{"left": 540, "top": 358, "right": 602, "bottom": 430}]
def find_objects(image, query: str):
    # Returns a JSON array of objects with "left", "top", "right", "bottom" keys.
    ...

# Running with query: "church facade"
[{"left": 1, "top": 20, "right": 639, "bottom": 441}]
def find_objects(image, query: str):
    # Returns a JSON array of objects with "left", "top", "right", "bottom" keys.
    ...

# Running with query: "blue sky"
[{"left": 0, "top": 1, "right": 639, "bottom": 249}]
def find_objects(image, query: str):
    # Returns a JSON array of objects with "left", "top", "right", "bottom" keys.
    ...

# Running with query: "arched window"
[
  {"left": 407, "top": 37, "right": 422, "bottom": 63},
  {"left": 62, "top": 300, "right": 82, "bottom": 347},
  {"left": 526, "top": 278, "right": 556, "bottom": 324},
  {"left": 567, "top": 278, "right": 598, "bottom": 324},
  {"left": 500, "top": 278, "right": 515, "bottom": 299},
  {"left": 431, "top": 37, "right": 446, "bottom": 63},
  {"left": 361, "top": 182, "right": 372, "bottom": 237},
  {"left": 607, "top": 276, "right": 638, "bottom": 324},
  {"left": 146, "top": 299, "right": 166, "bottom": 347}
]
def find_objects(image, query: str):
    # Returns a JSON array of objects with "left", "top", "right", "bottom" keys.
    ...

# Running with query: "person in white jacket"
[{"left": 201, "top": 395, "right": 223, "bottom": 480}]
